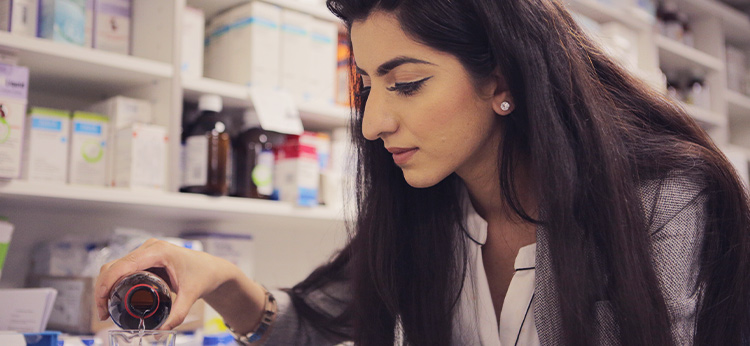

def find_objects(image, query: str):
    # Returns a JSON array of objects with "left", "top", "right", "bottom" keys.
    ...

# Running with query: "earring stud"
[{"left": 500, "top": 101, "right": 511, "bottom": 112}]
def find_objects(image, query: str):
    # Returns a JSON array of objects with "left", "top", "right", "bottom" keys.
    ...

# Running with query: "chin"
[{"left": 402, "top": 169, "right": 443, "bottom": 189}]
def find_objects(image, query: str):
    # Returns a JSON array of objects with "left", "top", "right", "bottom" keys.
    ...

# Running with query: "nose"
[{"left": 361, "top": 90, "right": 398, "bottom": 141}]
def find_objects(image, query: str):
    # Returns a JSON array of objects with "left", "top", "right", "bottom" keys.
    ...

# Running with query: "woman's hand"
[{"left": 95, "top": 238, "right": 265, "bottom": 331}]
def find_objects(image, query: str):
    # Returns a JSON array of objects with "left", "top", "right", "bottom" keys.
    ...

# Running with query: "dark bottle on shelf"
[
  {"left": 180, "top": 94, "right": 231, "bottom": 196},
  {"left": 232, "top": 109, "right": 279, "bottom": 199},
  {"left": 108, "top": 271, "right": 172, "bottom": 330}
]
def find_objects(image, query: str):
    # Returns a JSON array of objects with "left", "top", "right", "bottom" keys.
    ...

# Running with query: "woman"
[{"left": 95, "top": 0, "right": 750, "bottom": 344}]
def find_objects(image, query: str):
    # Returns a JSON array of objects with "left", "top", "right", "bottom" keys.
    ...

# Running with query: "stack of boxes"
[
  {"left": 186, "top": 0, "right": 339, "bottom": 106},
  {"left": 1, "top": 0, "right": 131, "bottom": 54}
]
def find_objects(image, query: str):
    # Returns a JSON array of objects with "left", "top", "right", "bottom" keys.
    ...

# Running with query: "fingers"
[
  {"left": 159, "top": 291, "right": 199, "bottom": 331},
  {"left": 94, "top": 238, "right": 172, "bottom": 321}
]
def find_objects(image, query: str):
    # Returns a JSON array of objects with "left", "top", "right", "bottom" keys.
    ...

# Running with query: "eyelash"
[
  {"left": 387, "top": 76, "right": 432, "bottom": 96},
  {"left": 355, "top": 76, "right": 433, "bottom": 98}
]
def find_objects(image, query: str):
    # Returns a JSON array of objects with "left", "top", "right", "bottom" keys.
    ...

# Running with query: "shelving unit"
[
  {"left": 655, "top": 35, "right": 724, "bottom": 73},
  {"left": 0, "top": 31, "right": 173, "bottom": 97},
  {"left": 727, "top": 90, "right": 750, "bottom": 118},
  {"left": 567, "top": 0, "right": 653, "bottom": 29},
  {"left": 182, "top": 77, "right": 350, "bottom": 129}
]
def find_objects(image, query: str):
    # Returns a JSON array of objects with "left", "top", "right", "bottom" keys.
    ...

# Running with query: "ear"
[{"left": 488, "top": 69, "right": 514, "bottom": 116}]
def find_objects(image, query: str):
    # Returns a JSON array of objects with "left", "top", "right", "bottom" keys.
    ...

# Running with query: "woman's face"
[{"left": 351, "top": 11, "right": 509, "bottom": 188}]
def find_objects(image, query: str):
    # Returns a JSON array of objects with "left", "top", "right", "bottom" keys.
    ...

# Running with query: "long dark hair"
[{"left": 284, "top": 0, "right": 750, "bottom": 344}]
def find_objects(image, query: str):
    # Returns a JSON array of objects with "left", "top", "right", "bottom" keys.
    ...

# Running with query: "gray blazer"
[{"left": 265, "top": 173, "right": 708, "bottom": 345}]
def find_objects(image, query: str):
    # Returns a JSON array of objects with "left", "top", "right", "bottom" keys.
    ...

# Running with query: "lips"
[{"left": 387, "top": 147, "right": 418, "bottom": 165}]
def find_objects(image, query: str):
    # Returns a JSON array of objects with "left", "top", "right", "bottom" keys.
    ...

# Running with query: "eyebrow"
[{"left": 355, "top": 56, "right": 435, "bottom": 77}]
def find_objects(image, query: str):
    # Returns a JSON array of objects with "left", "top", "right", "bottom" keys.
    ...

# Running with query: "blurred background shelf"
[
  {"left": 0, "top": 32, "right": 173, "bottom": 97},
  {"left": 655, "top": 35, "right": 725, "bottom": 73},
  {"left": 727, "top": 91, "right": 750, "bottom": 118},
  {"left": 182, "top": 77, "right": 350, "bottom": 129}
]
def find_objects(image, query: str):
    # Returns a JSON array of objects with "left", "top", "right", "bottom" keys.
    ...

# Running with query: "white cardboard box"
[
  {"left": 92, "top": 0, "right": 130, "bottom": 54},
  {"left": 204, "top": 1, "right": 281, "bottom": 88},
  {"left": 22, "top": 107, "right": 70, "bottom": 183},
  {"left": 0, "top": 62, "right": 29, "bottom": 179},
  {"left": 0, "top": 0, "right": 38, "bottom": 36},
  {"left": 68, "top": 111, "right": 108, "bottom": 186},
  {"left": 113, "top": 123, "right": 167, "bottom": 190},
  {"left": 280, "top": 9, "right": 312, "bottom": 102},
  {"left": 308, "top": 18, "right": 337, "bottom": 104},
  {"left": 182, "top": 6, "right": 204, "bottom": 78}
]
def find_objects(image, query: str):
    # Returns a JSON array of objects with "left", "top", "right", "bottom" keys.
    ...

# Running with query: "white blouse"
[{"left": 452, "top": 198, "right": 540, "bottom": 345}]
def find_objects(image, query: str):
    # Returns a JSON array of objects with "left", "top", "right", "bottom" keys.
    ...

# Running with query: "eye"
[
  {"left": 356, "top": 86, "right": 371, "bottom": 98},
  {"left": 387, "top": 76, "right": 432, "bottom": 97}
]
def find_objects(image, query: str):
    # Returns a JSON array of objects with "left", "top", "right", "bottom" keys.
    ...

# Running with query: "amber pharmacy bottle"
[
  {"left": 108, "top": 271, "right": 172, "bottom": 330},
  {"left": 180, "top": 94, "right": 231, "bottom": 196},
  {"left": 232, "top": 110, "right": 278, "bottom": 199}
]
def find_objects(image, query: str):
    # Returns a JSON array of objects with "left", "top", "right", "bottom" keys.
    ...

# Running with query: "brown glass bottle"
[
  {"left": 232, "top": 110, "right": 280, "bottom": 198},
  {"left": 108, "top": 271, "right": 172, "bottom": 330},
  {"left": 180, "top": 95, "right": 231, "bottom": 196}
]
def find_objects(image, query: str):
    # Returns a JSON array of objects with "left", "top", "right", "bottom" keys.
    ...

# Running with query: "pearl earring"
[{"left": 500, "top": 101, "right": 511, "bottom": 112}]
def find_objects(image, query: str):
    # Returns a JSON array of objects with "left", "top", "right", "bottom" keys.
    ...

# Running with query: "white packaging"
[
  {"left": 88, "top": 95, "right": 152, "bottom": 130},
  {"left": 113, "top": 123, "right": 166, "bottom": 190},
  {"left": 92, "top": 0, "right": 130, "bottom": 54},
  {"left": 204, "top": 1, "right": 281, "bottom": 88},
  {"left": 0, "top": 0, "right": 38, "bottom": 36},
  {"left": 38, "top": 0, "right": 88, "bottom": 46},
  {"left": 68, "top": 111, "right": 108, "bottom": 186},
  {"left": 0, "top": 218, "right": 12, "bottom": 281},
  {"left": 308, "top": 18, "right": 337, "bottom": 104},
  {"left": 182, "top": 6, "right": 204, "bottom": 79},
  {"left": 22, "top": 107, "right": 70, "bottom": 183},
  {"left": 0, "top": 62, "right": 29, "bottom": 179},
  {"left": 88, "top": 95, "right": 152, "bottom": 185},
  {"left": 181, "top": 232, "right": 255, "bottom": 278},
  {"left": 275, "top": 135, "right": 319, "bottom": 206},
  {"left": 280, "top": 9, "right": 312, "bottom": 102}
]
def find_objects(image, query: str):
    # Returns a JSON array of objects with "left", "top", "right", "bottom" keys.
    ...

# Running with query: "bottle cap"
[{"left": 198, "top": 94, "right": 223, "bottom": 113}]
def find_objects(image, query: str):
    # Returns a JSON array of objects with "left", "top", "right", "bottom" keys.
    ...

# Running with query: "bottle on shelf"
[
  {"left": 657, "top": 0, "right": 683, "bottom": 41},
  {"left": 180, "top": 94, "right": 232, "bottom": 196},
  {"left": 108, "top": 271, "right": 172, "bottom": 330},
  {"left": 231, "top": 109, "right": 281, "bottom": 199}
]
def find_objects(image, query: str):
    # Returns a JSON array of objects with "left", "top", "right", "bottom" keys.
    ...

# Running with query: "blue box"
[
  {"left": 38, "top": 0, "right": 88, "bottom": 45},
  {"left": 23, "top": 331, "right": 61, "bottom": 346}
]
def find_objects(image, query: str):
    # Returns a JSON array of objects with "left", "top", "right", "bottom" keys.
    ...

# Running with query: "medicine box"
[
  {"left": 0, "top": 0, "right": 38, "bottom": 36},
  {"left": 92, "top": 0, "right": 131, "bottom": 54},
  {"left": 181, "top": 232, "right": 255, "bottom": 278},
  {"left": 113, "top": 123, "right": 167, "bottom": 190},
  {"left": 88, "top": 95, "right": 152, "bottom": 129},
  {"left": 274, "top": 134, "right": 319, "bottom": 206},
  {"left": 0, "top": 62, "right": 29, "bottom": 179},
  {"left": 22, "top": 107, "right": 70, "bottom": 183},
  {"left": 280, "top": 9, "right": 312, "bottom": 102},
  {"left": 308, "top": 18, "right": 337, "bottom": 104},
  {"left": 182, "top": 6, "right": 204, "bottom": 79},
  {"left": 68, "top": 111, "right": 108, "bottom": 186},
  {"left": 38, "top": 0, "right": 88, "bottom": 46},
  {"left": 204, "top": 1, "right": 281, "bottom": 88}
]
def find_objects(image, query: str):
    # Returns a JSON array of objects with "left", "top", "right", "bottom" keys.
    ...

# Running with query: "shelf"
[
  {"left": 186, "top": 0, "right": 338, "bottom": 21},
  {"left": 676, "top": 0, "right": 750, "bottom": 47},
  {"left": 0, "top": 180, "right": 344, "bottom": 223},
  {"left": 0, "top": 32, "right": 173, "bottom": 97},
  {"left": 182, "top": 77, "right": 350, "bottom": 129},
  {"left": 728, "top": 90, "right": 750, "bottom": 118},
  {"left": 655, "top": 35, "right": 725, "bottom": 73},
  {"left": 681, "top": 102, "right": 727, "bottom": 127},
  {"left": 567, "top": 0, "right": 654, "bottom": 30}
]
